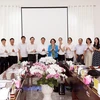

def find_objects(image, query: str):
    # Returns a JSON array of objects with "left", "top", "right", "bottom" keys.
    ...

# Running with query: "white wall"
[
  {"left": 0, "top": 0, "right": 100, "bottom": 39},
  {"left": 22, "top": 8, "right": 68, "bottom": 45}
]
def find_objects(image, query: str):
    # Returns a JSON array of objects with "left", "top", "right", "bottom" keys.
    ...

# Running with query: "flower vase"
[{"left": 41, "top": 85, "right": 53, "bottom": 100}]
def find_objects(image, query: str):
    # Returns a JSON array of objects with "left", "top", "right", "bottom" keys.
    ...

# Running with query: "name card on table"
[
  {"left": 81, "top": 70, "right": 85, "bottom": 78},
  {"left": 94, "top": 78, "right": 99, "bottom": 89},
  {"left": 98, "top": 83, "right": 100, "bottom": 95}
]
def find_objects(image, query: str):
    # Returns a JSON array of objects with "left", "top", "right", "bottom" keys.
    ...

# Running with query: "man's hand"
[
  {"left": 81, "top": 55, "right": 84, "bottom": 59},
  {"left": 5, "top": 50, "right": 8, "bottom": 53},
  {"left": 19, "top": 55, "right": 22, "bottom": 60},
  {"left": 42, "top": 48, "right": 45, "bottom": 51},
  {"left": 12, "top": 49, "right": 15, "bottom": 52},
  {"left": 32, "top": 49, "right": 36, "bottom": 53},
  {"left": 75, "top": 54, "right": 78, "bottom": 59},
  {"left": 59, "top": 45, "right": 61, "bottom": 49},
  {"left": 18, "top": 49, "right": 22, "bottom": 60}
]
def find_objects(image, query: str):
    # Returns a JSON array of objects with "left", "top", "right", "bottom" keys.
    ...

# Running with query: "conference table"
[
  {"left": 18, "top": 62, "right": 100, "bottom": 100},
  {"left": 59, "top": 62, "right": 100, "bottom": 100},
  {"left": 0, "top": 64, "right": 26, "bottom": 100},
  {"left": 13, "top": 63, "right": 72, "bottom": 100},
  {"left": 0, "top": 62, "right": 100, "bottom": 100},
  {"left": 0, "top": 63, "right": 71, "bottom": 100}
]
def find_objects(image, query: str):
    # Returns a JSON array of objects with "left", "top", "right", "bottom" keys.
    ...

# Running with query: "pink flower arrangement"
[{"left": 30, "top": 62, "right": 67, "bottom": 87}]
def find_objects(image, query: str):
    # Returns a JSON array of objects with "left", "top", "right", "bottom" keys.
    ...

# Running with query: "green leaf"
[{"left": 37, "top": 77, "right": 58, "bottom": 88}]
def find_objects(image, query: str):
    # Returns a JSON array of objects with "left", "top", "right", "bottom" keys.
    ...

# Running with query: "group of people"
[{"left": 0, "top": 36, "right": 100, "bottom": 74}]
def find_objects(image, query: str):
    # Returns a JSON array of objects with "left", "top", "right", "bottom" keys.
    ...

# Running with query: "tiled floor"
[{"left": 18, "top": 90, "right": 72, "bottom": 100}]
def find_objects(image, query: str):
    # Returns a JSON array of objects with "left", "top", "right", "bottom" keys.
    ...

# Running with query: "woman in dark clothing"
[{"left": 92, "top": 37, "right": 100, "bottom": 66}]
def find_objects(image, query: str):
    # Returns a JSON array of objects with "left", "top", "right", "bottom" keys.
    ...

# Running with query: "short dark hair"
[
  {"left": 58, "top": 37, "right": 63, "bottom": 40},
  {"left": 10, "top": 38, "right": 14, "bottom": 41},
  {"left": 21, "top": 36, "right": 26, "bottom": 39},
  {"left": 86, "top": 38, "right": 92, "bottom": 44},
  {"left": 68, "top": 37, "right": 72, "bottom": 42},
  {"left": 1, "top": 38, "right": 6, "bottom": 42},
  {"left": 50, "top": 38, "right": 56, "bottom": 43},
  {"left": 30, "top": 37, "right": 35, "bottom": 40},
  {"left": 41, "top": 37, "right": 45, "bottom": 40},
  {"left": 79, "top": 38, "right": 83, "bottom": 42}
]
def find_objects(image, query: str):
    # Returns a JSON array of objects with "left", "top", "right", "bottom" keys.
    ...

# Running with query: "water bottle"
[{"left": 58, "top": 77, "right": 65, "bottom": 95}]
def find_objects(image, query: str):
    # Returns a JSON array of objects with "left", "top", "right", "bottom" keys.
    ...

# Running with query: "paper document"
[{"left": 0, "top": 82, "right": 6, "bottom": 88}]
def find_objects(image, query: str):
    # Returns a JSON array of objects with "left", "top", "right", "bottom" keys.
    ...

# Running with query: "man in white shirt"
[
  {"left": 66, "top": 37, "right": 74, "bottom": 61},
  {"left": 37, "top": 37, "right": 47, "bottom": 60},
  {"left": 18, "top": 36, "right": 28, "bottom": 62},
  {"left": 74, "top": 38, "right": 86, "bottom": 64},
  {"left": 27, "top": 37, "right": 37, "bottom": 63},
  {"left": 8, "top": 38, "right": 18, "bottom": 66},
  {"left": 0, "top": 38, "right": 9, "bottom": 74}
]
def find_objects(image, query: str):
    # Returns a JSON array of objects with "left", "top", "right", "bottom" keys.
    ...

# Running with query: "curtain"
[
  {"left": 68, "top": 5, "right": 95, "bottom": 44},
  {"left": 0, "top": 5, "right": 21, "bottom": 45}
]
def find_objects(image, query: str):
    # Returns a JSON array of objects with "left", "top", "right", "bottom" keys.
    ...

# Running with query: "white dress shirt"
[
  {"left": 66, "top": 43, "right": 74, "bottom": 58},
  {"left": 0, "top": 44, "right": 8, "bottom": 57},
  {"left": 37, "top": 43, "right": 47, "bottom": 55},
  {"left": 18, "top": 43, "right": 28, "bottom": 57},
  {"left": 8, "top": 44, "right": 18, "bottom": 56},
  {"left": 58, "top": 44, "right": 65, "bottom": 55},
  {"left": 27, "top": 43, "right": 37, "bottom": 54},
  {"left": 75, "top": 44, "right": 85, "bottom": 55}
]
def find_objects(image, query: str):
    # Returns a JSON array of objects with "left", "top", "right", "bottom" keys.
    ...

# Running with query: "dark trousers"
[
  {"left": 20, "top": 57, "right": 28, "bottom": 62},
  {"left": 28, "top": 54, "right": 36, "bottom": 63},
  {"left": 0, "top": 57, "right": 8, "bottom": 74},
  {"left": 9, "top": 56, "right": 17, "bottom": 67},
  {"left": 38, "top": 54, "right": 46, "bottom": 61},
  {"left": 58, "top": 54, "right": 65, "bottom": 61},
  {"left": 66, "top": 57, "right": 74, "bottom": 61},
  {"left": 76, "top": 54, "right": 85, "bottom": 65}
]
